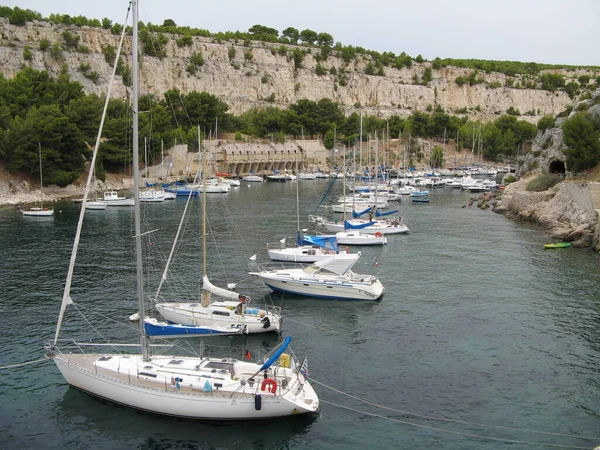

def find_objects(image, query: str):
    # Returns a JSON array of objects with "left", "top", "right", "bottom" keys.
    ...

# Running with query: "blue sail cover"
[
  {"left": 352, "top": 206, "right": 373, "bottom": 218},
  {"left": 260, "top": 336, "right": 292, "bottom": 370},
  {"left": 144, "top": 321, "right": 242, "bottom": 338},
  {"left": 344, "top": 220, "right": 376, "bottom": 229},
  {"left": 375, "top": 209, "right": 398, "bottom": 217},
  {"left": 273, "top": 169, "right": 280, "bottom": 174},
  {"left": 301, "top": 235, "right": 339, "bottom": 251}
]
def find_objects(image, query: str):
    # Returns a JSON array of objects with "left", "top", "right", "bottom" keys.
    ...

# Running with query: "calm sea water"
[{"left": 1, "top": 181, "right": 599, "bottom": 450}]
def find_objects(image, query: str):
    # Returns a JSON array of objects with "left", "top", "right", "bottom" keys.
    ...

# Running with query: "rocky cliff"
[
  {"left": 0, "top": 18, "right": 583, "bottom": 121},
  {"left": 493, "top": 179, "right": 599, "bottom": 250}
]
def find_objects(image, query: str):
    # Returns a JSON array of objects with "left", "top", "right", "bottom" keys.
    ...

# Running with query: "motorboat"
[{"left": 250, "top": 252, "right": 384, "bottom": 301}]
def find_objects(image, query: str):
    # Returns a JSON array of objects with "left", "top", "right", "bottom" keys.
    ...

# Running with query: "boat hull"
[
  {"left": 335, "top": 232, "right": 387, "bottom": 246},
  {"left": 20, "top": 207, "right": 54, "bottom": 216},
  {"left": 257, "top": 273, "right": 384, "bottom": 301},
  {"left": 155, "top": 303, "right": 282, "bottom": 334},
  {"left": 267, "top": 247, "right": 339, "bottom": 263},
  {"left": 52, "top": 353, "right": 319, "bottom": 420}
]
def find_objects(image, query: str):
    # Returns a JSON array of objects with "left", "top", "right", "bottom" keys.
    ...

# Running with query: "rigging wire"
[
  {"left": 311, "top": 378, "right": 600, "bottom": 443},
  {"left": 319, "top": 399, "right": 595, "bottom": 449}
]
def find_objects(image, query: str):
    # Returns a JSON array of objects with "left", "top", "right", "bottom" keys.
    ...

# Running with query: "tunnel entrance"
[{"left": 548, "top": 160, "right": 566, "bottom": 174}]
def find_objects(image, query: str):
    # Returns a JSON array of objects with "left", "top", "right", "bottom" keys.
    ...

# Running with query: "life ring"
[
  {"left": 374, "top": 232, "right": 383, "bottom": 238},
  {"left": 261, "top": 378, "right": 278, "bottom": 394}
]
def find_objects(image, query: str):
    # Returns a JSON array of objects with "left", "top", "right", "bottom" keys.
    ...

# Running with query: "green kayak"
[{"left": 544, "top": 242, "right": 572, "bottom": 249}]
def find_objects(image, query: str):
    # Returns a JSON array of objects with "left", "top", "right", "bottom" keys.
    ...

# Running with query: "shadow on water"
[{"left": 57, "top": 387, "right": 317, "bottom": 450}]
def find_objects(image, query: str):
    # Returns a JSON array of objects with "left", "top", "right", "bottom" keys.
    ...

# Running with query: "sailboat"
[
  {"left": 267, "top": 157, "right": 349, "bottom": 263},
  {"left": 154, "top": 129, "right": 282, "bottom": 334},
  {"left": 46, "top": 0, "right": 319, "bottom": 419},
  {"left": 19, "top": 143, "right": 54, "bottom": 217}
]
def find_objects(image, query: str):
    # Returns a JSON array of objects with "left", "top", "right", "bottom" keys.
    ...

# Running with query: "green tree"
[
  {"left": 316, "top": 32, "right": 334, "bottom": 47},
  {"left": 248, "top": 24, "right": 278, "bottom": 40},
  {"left": 282, "top": 27, "right": 299, "bottom": 43},
  {"left": 537, "top": 115, "right": 555, "bottom": 131},
  {"left": 539, "top": 73, "right": 565, "bottom": 92},
  {"left": 562, "top": 112, "right": 600, "bottom": 172},
  {"left": 299, "top": 29, "right": 318, "bottom": 45}
]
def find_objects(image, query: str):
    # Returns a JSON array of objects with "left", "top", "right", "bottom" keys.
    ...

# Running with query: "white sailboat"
[
  {"left": 19, "top": 143, "right": 54, "bottom": 217},
  {"left": 268, "top": 160, "right": 349, "bottom": 263},
  {"left": 46, "top": 1, "right": 319, "bottom": 420},
  {"left": 154, "top": 130, "right": 282, "bottom": 334}
]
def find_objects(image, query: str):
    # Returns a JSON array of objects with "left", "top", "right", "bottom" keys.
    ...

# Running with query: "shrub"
[
  {"left": 455, "top": 76, "right": 468, "bottom": 86},
  {"left": 62, "top": 31, "right": 80, "bottom": 49},
  {"left": 244, "top": 50, "right": 253, "bottom": 61},
  {"left": 176, "top": 35, "right": 193, "bottom": 47},
  {"left": 22, "top": 45, "right": 32, "bottom": 61},
  {"left": 234, "top": 131, "right": 243, "bottom": 141},
  {"left": 503, "top": 175, "right": 517, "bottom": 185},
  {"left": 39, "top": 38, "right": 50, "bottom": 51},
  {"left": 488, "top": 81, "right": 502, "bottom": 88},
  {"left": 526, "top": 174, "right": 561, "bottom": 192},
  {"left": 228, "top": 46, "right": 236, "bottom": 59}
]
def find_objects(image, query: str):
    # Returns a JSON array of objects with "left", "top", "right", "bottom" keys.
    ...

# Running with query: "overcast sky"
[{"left": 5, "top": 0, "right": 599, "bottom": 66}]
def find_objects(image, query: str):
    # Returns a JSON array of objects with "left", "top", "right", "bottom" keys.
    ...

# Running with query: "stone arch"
[{"left": 548, "top": 159, "right": 565, "bottom": 175}]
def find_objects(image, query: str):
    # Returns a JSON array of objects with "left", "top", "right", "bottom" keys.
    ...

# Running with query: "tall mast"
[
  {"left": 200, "top": 126, "right": 210, "bottom": 307},
  {"left": 132, "top": 0, "right": 148, "bottom": 361},
  {"left": 38, "top": 142, "right": 43, "bottom": 209}
]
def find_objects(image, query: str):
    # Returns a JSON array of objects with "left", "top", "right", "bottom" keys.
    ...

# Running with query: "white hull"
[
  {"left": 242, "top": 175, "right": 264, "bottom": 182},
  {"left": 322, "top": 220, "right": 410, "bottom": 235},
  {"left": 20, "top": 207, "right": 54, "bottom": 216},
  {"left": 267, "top": 246, "right": 343, "bottom": 263},
  {"left": 335, "top": 231, "right": 387, "bottom": 246},
  {"left": 330, "top": 202, "right": 388, "bottom": 213},
  {"left": 51, "top": 352, "right": 319, "bottom": 419},
  {"left": 256, "top": 271, "right": 384, "bottom": 300},
  {"left": 139, "top": 190, "right": 166, "bottom": 202},
  {"left": 155, "top": 301, "right": 281, "bottom": 334},
  {"left": 85, "top": 201, "right": 107, "bottom": 210}
]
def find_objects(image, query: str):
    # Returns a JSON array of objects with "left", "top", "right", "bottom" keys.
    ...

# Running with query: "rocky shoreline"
[{"left": 493, "top": 178, "right": 600, "bottom": 251}]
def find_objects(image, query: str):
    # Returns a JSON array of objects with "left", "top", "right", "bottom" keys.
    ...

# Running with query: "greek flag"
[{"left": 299, "top": 356, "right": 309, "bottom": 379}]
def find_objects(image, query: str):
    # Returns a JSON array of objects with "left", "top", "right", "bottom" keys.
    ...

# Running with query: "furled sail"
[{"left": 202, "top": 275, "right": 242, "bottom": 301}]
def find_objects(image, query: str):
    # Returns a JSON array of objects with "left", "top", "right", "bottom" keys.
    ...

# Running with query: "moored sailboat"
[
  {"left": 45, "top": 1, "right": 318, "bottom": 420},
  {"left": 19, "top": 143, "right": 54, "bottom": 217}
]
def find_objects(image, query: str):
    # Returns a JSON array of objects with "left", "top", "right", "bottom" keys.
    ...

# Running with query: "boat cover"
[
  {"left": 312, "top": 252, "right": 360, "bottom": 275},
  {"left": 299, "top": 233, "right": 339, "bottom": 251},
  {"left": 375, "top": 209, "right": 398, "bottom": 217},
  {"left": 352, "top": 206, "right": 372, "bottom": 218},
  {"left": 344, "top": 220, "right": 376, "bottom": 229}
]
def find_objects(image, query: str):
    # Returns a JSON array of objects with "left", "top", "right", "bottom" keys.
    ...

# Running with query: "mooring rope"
[
  {"left": 311, "top": 378, "right": 600, "bottom": 443},
  {"left": 0, "top": 358, "right": 48, "bottom": 370},
  {"left": 319, "top": 399, "right": 595, "bottom": 449}
]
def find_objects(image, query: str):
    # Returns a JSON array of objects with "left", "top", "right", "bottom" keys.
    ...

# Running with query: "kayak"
[{"left": 544, "top": 242, "right": 572, "bottom": 249}]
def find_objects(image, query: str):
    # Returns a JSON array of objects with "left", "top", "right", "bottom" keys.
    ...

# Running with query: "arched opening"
[{"left": 548, "top": 160, "right": 566, "bottom": 175}]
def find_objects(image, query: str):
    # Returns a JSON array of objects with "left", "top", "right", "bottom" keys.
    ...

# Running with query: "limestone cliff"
[{"left": 0, "top": 18, "right": 583, "bottom": 121}]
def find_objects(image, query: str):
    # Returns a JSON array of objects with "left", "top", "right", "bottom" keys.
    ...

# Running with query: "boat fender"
[
  {"left": 261, "top": 378, "right": 277, "bottom": 394},
  {"left": 374, "top": 232, "right": 383, "bottom": 238},
  {"left": 255, "top": 394, "right": 262, "bottom": 410},
  {"left": 261, "top": 316, "right": 271, "bottom": 329}
]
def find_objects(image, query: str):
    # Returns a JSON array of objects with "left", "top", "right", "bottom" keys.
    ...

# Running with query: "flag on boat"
[{"left": 299, "top": 356, "right": 309, "bottom": 379}]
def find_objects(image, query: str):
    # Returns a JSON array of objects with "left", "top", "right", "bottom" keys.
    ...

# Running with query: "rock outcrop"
[
  {"left": 0, "top": 18, "right": 582, "bottom": 121},
  {"left": 493, "top": 179, "right": 599, "bottom": 249}
]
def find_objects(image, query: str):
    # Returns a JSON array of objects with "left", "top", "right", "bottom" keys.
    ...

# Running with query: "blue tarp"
[
  {"left": 301, "top": 234, "right": 339, "bottom": 251},
  {"left": 375, "top": 209, "right": 398, "bottom": 217},
  {"left": 250, "top": 169, "right": 256, "bottom": 174},
  {"left": 273, "top": 169, "right": 280, "bottom": 174},
  {"left": 344, "top": 220, "right": 376, "bottom": 229},
  {"left": 352, "top": 206, "right": 373, "bottom": 218}
]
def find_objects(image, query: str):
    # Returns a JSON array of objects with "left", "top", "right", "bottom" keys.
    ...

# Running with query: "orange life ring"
[
  {"left": 261, "top": 378, "right": 278, "bottom": 394},
  {"left": 374, "top": 232, "right": 383, "bottom": 238}
]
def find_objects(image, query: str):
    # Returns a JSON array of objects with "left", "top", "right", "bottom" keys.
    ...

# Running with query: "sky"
[{"left": 4, "top": 0, "right": 599, "bottom": 66}]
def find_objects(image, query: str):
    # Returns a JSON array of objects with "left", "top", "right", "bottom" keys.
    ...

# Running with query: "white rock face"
[{"left": 0, "top": 18, "right": 579, "bottom": 121}]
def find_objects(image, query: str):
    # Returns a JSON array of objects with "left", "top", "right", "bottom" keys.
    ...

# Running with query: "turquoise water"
[{"left": 0, "top": 181, "right": 599, "bottom": 449}]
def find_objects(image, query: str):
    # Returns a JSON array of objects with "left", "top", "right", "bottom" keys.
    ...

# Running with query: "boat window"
[
  {"left": 213, "top": 311, "right": 231, "bottom": 317},
  {"left": 168, "top": 359, "right": 184, "bottom": 365},
  {"left": 98, "top": 356, "right": 112, "bottom": 361}
]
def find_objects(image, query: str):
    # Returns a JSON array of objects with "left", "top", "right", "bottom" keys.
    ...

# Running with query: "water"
[{"left": 1, "top": 182, "right": 599, "bottom": 450}]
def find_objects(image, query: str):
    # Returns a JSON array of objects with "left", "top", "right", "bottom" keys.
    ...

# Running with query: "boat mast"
[
  {"left": 132, "top": 0, "right": 148, "bottom": 361},
  {"left": 38, "top": 142, "right": 43, "bottom": 209},
  {"left": 200, "top": 126, "right": 210, "bottom": 307}
]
